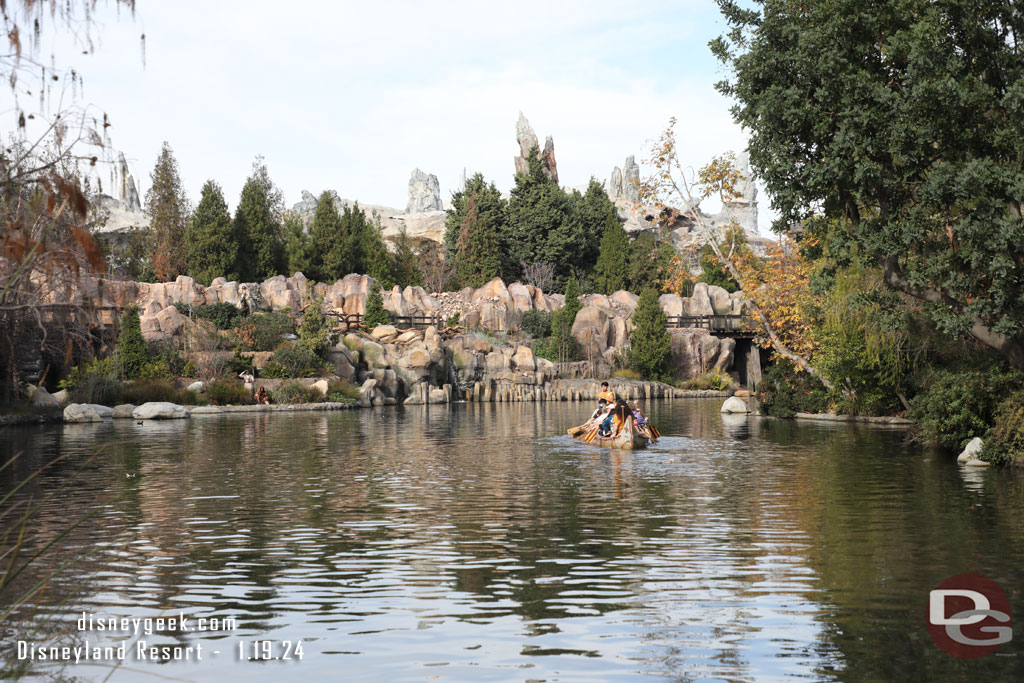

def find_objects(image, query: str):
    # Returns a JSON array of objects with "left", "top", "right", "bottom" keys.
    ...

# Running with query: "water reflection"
[{"left": 1, "top": 401, "right": 1022, "bottom": 681}]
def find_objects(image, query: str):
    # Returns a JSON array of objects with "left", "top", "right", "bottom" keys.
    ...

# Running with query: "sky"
[{"left": 11, "top": 0, "right": 768, "bottom": 228}]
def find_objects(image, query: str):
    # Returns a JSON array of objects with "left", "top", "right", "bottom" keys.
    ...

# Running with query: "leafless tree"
[
  {"left": 520, "top": 260, "right": 555, "bottom": 292},
  {"left": 418, "top": 243, "right": 453, "bottom": 294}
]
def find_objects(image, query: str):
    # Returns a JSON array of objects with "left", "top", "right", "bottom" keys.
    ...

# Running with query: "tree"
[
  {"left": 454, "top": 193, "right": 503, "bottom": 288},
  {"left": 444, "top": 173, "right": 508, "bottom": 282},
  {"left": 118, "top": 305, "right": 149, "bottom": 380},
  {"left": 551, "top": 277, "right": 583, "bottom": 362},
  {"left": 698, "top": 244, "right": 739, "bottom": 292},
  {"left": 308, "top": 191, "right": 345, "bottom": 281},
  {"left": 298, "top": 297, "right": 330, "bottom": 359},
  {"left": 283, "top": 212, "right": 313, "bottom": 277},
  {"left": 187, "top": 180, "right": 237, "bottom": 285},
  {"left": 363, "top": 288, "right": 390, "bottom": 328},
  {"left": 234, "top": 157, "right": 285, "bottom": 281},
  {"left": 629, "top": 288, "right": 672, "bottom": 382},
  {"left": 628, "top": 233, "right": 676, "bottom": 293},
  {"left": 389, "top": 227, "right": 423, "bottom": 289},
  {"left": 507, "top": 148, "right": 573, "bottom": 280},
  {"left": 712, "top": 0, "right": 1024, "bottom": 368},
  {"left": 418, "top": 242, "right": 453, "bottom": 294},
  {"left": 592, "top": 216, "right": 630, "bottom": 294},
  {"left": 553, "top": 179, "right": 618, "bottom": 281},
  {"left": 146, "top": 142, "right": 190, "bottom": 281}
]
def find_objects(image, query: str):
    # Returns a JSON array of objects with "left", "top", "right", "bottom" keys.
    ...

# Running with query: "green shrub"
[
  {"left": 149, "top": 341, "right": 190, "bottom": 376},
  {"left": 59, "top": 357, "right": 116, "bottom": 391},
  {"left": 71, "top": 373, "right": 123, "bottom": 406},
  {"left": 531, "top": 338, "right": 558, "bottom": 363},
  {"left": 980, "top": 394, "right": 1024, "bottom": 466},
  {"left": 298, "top": 300, "right": 331, "bottom": 359},
  {"left": 272, "top": 380, "right": 322, "bottom": 404},
  {"left": 259, "top": 361, "right": 289, "bottom": 379},
  {"left": 445, "top": 312, "right": 461, "bottom": 328},
  {"left": 175, "top": 302, "right": 245, "bottom": 330},
  {"left": 138, "top": 360, "right": 173, "bottom": 381},
  {"left": 756, "top": 357, "right": 831, "bottom": 418},
  {"left": 234, "top": 311, "right": 295, "bottom": 351},
  {"left": 520, "top": 310, "right": 553, "bottom": 339},
  {"left": 269, "top": 342, "right": 328, "bottom": 378},
  {"left": 910, "top": 362, "right": 1024, "bottom": 450},
  {"left": 327, "top": 380, "right": 360, "bottom": 403},
  {"left": 228, "top": 346, "right": 255, "bottom": 375},
  {"left": 123, "top": 379, "right": 204, "bottom": 406},
  {"left": 205, "top": 378, "right": 252, "bottom": 405},
  {"left": 118, "top": 305, "right": 149, "bottom": 379},
  {"left": 363, "top": 289, "right": 390, "bottom": 328},
  {"left": 681, "top": 368, "right": 734, "bottom": 391}
]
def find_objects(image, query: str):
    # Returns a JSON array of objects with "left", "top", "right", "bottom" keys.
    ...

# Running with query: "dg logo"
[{"left": 928, "top": 573, "right": 1012, "bottom": 658}]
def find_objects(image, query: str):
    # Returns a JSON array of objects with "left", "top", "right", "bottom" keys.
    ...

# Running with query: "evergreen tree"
[
  {"left": 234, "top": 156, "right": 285, "bottom": 281},
  {"left": 698, "top": 244, "right": 739, "bottom": 292},
  {"left": 629, "top": 288, "right": 672, "bottom": 382},
  {"left": 298, "top": 297, "right": 330, "bottom": 359},
  {"left": 454, "top": 193, "right": 504, "bottom": 288},
  {"left": 283, "top": 212, "right": 313, "bottom": 277},
  {"left": 389, "top": 227, "right": 423, "bottom": 288},
  {"left": 360, "top": 215, "right": 395, "bottom": 289},
  {"left": 592, "top": 215, "right": 630, "bottom": 294},
  {"left": 118, "top": 305, "right": 149, "bottom": 380},
  {"left": 628, "top": 233, "right": 676, "bottom": 293},
  {"left": 551, "top": 277, "right": 583, "bottom": 362},
  {"left": 507, "top": 148, "right": 572, "bottom": 280},
  {"left": 363, "top": 288, "right": 390, "bottom": 328},
  {"left": 548, "top": 179, "right": 617, "bottom": 282},
  {"left": 444, "top": 173, "right": 508, "bottom": 279},
  {"left": 146, "top": 142, "right": 190, "bottom": 281},
  {"left": 187, "top": 180, "right": 237, "bottom": 285},
  {"left": 308, "top": 191, "right": 346, "bottom": 281}
]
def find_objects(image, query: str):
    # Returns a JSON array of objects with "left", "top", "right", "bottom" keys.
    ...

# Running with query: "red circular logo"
[{"left": 927, "top": 573, "right": 1012, "bottom": 658}]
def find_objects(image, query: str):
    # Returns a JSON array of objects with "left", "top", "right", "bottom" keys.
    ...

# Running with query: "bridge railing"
[
  {"left": 665, "top": 314, "right": 750, "bottom": 334},
  {"left": 327, "top": 312, "right": 443, "bottom": 330}
]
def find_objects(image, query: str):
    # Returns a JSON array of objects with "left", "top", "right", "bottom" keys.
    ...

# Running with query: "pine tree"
[
  {"left": 234, "top": 156, "right": 285, "bottom": 281},
  {"left": 551, "top": 277, "right": 583, "bottom": 362},
  {"left": 628, "top": 233, "right": 675, "bottom": 293},
  {"left": 146, "top": 142, "right": 190, "bottom": 281},
  {"left": 507, "top": 148, "right": 572, "bottom": 280},
  {"left": 629, "top": 288, "right": 672, "bottom": 382},
  {"left": 283, "top": 212, "right": 313, "bottom": 277},
  {"left": 547, "top": 179, "right": 616, "bottom": 283},
  {"left": 118, "top": 305, "right": 149, "bottom": 380},
  {"left": 309, "top": 191, "right": 346, "bottom": 281},
  {"left": 187, "top": 180, "right": 237, "bottom": 285},
  {"left": 363, "top": 288, "right": 390, "bottom": 328},
  {"left": 444, "top": 173, "right": 508, "bottom": 280},
  {"left": 592, "top": 214, "right": 630, "bottom": 294},
  {"left": 454, "top": 193, "right": 503, "bottom": 288},
  {"left": 389, "top": 227, "right": 423, "bottom": 288}
]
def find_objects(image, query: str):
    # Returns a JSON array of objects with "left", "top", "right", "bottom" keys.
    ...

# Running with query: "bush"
[
  {"left": 520, "top": 310, "right": 553, "bottom": 339},
  {"left": 298, "top": 300, "right": 331, "bottom": 359},
  {"left": 71, "top": 373, "right": 123, "bottom": 406},
  {"left": 205, "top": 378, "right": 252, "bottom": 405},
  {"left": 138, "top": 360, "right": 173, "bottom": 381},
  {"left": 363, "top": 289, "right": 390, "bottom": 328},
  {"left": 445, "top": 312, "right": 461, "bottom": 328},
  {"left": 259, "top": 361, "right": 288, "bottom": 379},
  {"left": 756, "top": 357, "right": 830, "bottom": 418},
  {"left": 175, "top": 302, "right": 244, "bottom": 330},
  {"left": 531, "top": 338, "right": 558, "bottom": 363},
  {"left": 327, "top": 380, "right": 360, "bottom": 403},
  {"left": 272, "top": 380, "right": 322, "bottom": 404},
  {"left": 149, "top": 341, "right": 190, "bottom": 377},
  {"left": 910, "top": 362, "right": 1024, "bottom": 450},
  {"left": 228, "top": 346, "right": 255, "bottom": 375},
  {"left": 60, "top": 357, "right": 116, "bottom": 391},
  {"left": 269, "top": 342, "right": 328, "bottom": 378},
  {"left": 980, "top": 394, "right": 1024, "bottom": 466},
  {"left": 680, "top": 368, "right": 734, "bottom": 391},
  {"left": 123, "top": 379, "right": 202, "bottom": 405},
  {"left": 234, "top": 312, "right": 294, "bottom": 351}
]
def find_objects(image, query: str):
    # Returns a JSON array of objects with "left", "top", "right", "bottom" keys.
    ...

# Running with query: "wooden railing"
[
  {"left": 665, "top": 314, "right": 750, "bottom": 334},
  {"left": 327, "top": 312, "right": 443, "bottom": 330}
]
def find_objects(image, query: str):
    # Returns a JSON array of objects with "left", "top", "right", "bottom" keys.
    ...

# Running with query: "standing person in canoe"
[{"left": 598, "top": 381, "right": 615, "bottom": 404}]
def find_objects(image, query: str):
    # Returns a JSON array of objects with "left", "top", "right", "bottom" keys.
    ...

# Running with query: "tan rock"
[
  {"left": 511, "top": 345, "right": 536, "bottom": 372},
  {"left": 610, "top": 290, "right": 639, "bottom": 312},
  {"left": 472, "top": 277, "right": 512, "bottom": 307}
]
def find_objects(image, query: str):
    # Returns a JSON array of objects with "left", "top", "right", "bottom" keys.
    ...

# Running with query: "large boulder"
[
  {"left": 28, "top": 386, "right": 59, "bottom": 408},
  {"left": 721, "top": 396, "right": 749, "bottom": 414},
  {"left": 708, "top": 285, "right": 735, "bottom": 315},
  {"left": 610, "top": 290, "right": 639, "bottom": 313},
  {"left": 659, "top": 293, "right": 683, "bottom": 318},
  {"left": 571, "top": 305, "right": 610, "bottom": 353},
  {"left": 112, "top": 404, "right": 136, "bottom": 419},
  {"left": 957, "top": 437, "right": 984, "bottom": 463},
  {"left": 684, "top": 283, "right": 716, "bottom": 316},
  {"left": 63, "top": 403, "right": 107, "bottom": 423},
  {"left": 511, "top": 345, "right": 536, "bottom": 372},
  {"left": 472, "top": 278, "right": 512, "bottom": 307},
  {"left": 132, "top": 402, "right": 188, "bottom": 420},
  {"left": 507, "top": 283, "right": 534, "bottom": 312}
]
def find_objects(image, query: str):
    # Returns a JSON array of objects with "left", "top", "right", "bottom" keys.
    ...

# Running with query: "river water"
[{"left": 1, "top": 400, "right": 1023, "bottom": 681}]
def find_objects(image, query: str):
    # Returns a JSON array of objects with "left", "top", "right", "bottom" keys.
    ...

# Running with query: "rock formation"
[
  {"left": 406, "top": 168, "right": 442, "bottom": 213},
  {"left": 607, "top": 155, "right": 639, "bottom": 202},
  {"left": 513, "top": 112, "right": 558, "bottom": 183},
  {"left": 117, "top": 152, "right": 141, "bottom": 211}
]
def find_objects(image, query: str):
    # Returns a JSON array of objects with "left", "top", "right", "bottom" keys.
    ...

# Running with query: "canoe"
[{"left": 568, "top": 418, "right": 650, "bottom": 451}]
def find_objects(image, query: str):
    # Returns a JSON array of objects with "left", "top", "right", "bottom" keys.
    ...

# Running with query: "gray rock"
[
  {"left": 720, "top": 396, "right": 749, "bottom": 414},
  {"left": 63, "top": 403, "right": 106, "bottom": 423},
  {"left": 29, "top": 386, "right": 60, "bottom": 408},
  {"left": 132, "top": 402, "right": 188, "bottom": 420},
  {"left": 189, "top": 406, "right": 224, "bottom": 415},
  {"left": 957, "top": 437, "right": 984, "bottom": 463},
  {"left": 407, "top": 169, "right": 442, "bottom": 213},
  {"left": 965, "top": 459, "right": 993, "bottom": 467},
  {"left": 187, "top": 381, "right": 205, "bottom": 394},
  {"left": 52, "top": 389, "right": 69, "bottom": 405},
  {"left": 117, "top": 152, "right": 142, "bottom": 211},
  {"left": 112, "top": 404, "right": 136, "bottom": 419}
]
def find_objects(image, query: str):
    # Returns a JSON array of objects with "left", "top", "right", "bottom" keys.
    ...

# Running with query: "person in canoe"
[{"left": 598, "top": 381, "right": 615, "bottom": 404}]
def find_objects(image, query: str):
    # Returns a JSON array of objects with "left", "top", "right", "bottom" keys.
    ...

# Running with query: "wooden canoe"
[{"left": 567, "top": 418, "right": 650, "bottom": 451}]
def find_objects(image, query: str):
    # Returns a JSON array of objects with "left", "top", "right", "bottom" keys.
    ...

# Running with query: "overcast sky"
[{"left": 21, "top": 0, "right": 767, "bottom": 228}]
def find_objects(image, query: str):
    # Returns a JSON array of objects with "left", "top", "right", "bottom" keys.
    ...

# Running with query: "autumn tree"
[
  {"left": 234, "top": 157, "right": 285, "bottom": 282},
  {"left": 146, "top": 142, "right": 190, "bottom": 281},
  {"left": 187, "top": 180, "right": 237, "bottom": 285},
  {"left": 712, "top": 0, "right": 1024, "bottom": 368}
]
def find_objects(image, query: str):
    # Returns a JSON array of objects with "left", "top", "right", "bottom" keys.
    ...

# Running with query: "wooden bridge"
[
  {"left": 665, "top": 314, "right": 754, "bottom": 338},
  {"left": 328, "top": 312, "right": 442, "bottom": 330}
]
